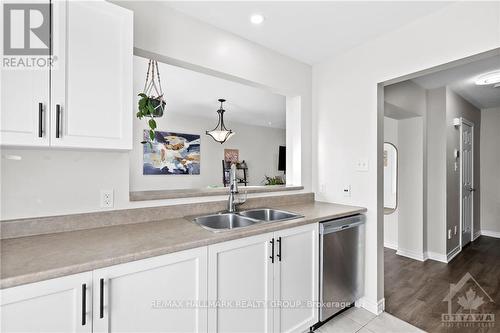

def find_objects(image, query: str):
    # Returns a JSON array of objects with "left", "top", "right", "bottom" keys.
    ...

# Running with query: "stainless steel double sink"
[{"left": 193, "top": 208, "right": 303, "bottom": 232}]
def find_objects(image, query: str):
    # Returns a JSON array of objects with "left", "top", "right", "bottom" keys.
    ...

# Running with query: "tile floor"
[{"left": 315, "top": 307, "right": 425, "bottom": 333}]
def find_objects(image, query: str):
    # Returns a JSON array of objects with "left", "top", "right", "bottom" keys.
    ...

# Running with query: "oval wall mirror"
[{"left": 384, "top": 142, "right": 398, "bottom": 214}]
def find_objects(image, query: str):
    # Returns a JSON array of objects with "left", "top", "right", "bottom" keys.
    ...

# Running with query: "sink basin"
[
  {"left": 193, "top": 213, "right": 259, "bottom": 232},
  {"left": 238, "top": 208, "right": 302, "bottom": 222}
]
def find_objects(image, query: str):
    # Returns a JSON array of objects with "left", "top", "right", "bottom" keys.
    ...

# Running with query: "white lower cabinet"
[
  {"left": 0, "top": 223, "right": 318, "bottom": 333},
  {"left": 273, "top": 224, "right": 318, "bottom": 333},
  {"left": 208, "top": 223, "right": 318, "bottom": 333},
  {"left": 0, "top": 271, "right": 92, "bottom": 333},
  {"left": 93, "top": 247, "right": 208, "bottom": 333},
  {"left": 208, "top": 232, "right": 274, "bottom": 333}
]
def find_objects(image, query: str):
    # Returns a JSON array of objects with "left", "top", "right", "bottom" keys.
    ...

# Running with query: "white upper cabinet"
[
  {"left": 0, "top": 272, "right": 92, "bottom": 333},
  {"left": 273, "top": 224, "right": 318, "bottom": 333},
  {"left": 0, "top": 69, "right": 50, "bottom": 147},
  {"left": 93, "top": 247, "right": 208, "bottom": 333},
  {"left": 208, "top": 232, "right": 274, "bottom": 333},
  {"left": 51, "top": 0, "right": 133, "bottom": 149},
  {"left": 0, "top": 0, "right": 133, "bottom": 150},
  {"left": 0, "top": 1, "right": 50, "bottom": 147}
]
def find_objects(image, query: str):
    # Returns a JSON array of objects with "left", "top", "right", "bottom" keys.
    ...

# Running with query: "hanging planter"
[{"left": 137, "top": 60, "right": 166, "bottom": 144}]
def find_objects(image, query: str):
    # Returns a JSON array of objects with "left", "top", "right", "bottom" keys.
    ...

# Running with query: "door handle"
[
  {"left": 81, "top": 284, "right": 86, "bottom": 326},
  {"left": 55, "top": 104, "right": 61, "bottom": 138},
  {"left": 469, "top": 188, "right": 476, "bottom": 192},
  {"left": 269, "top": 238, "right": 275, "bottom": 263},
  {"left": 99, "top": 278, "right": 104, "bottom": 319},
  {"left": 38, "top": 103, "right": 43, "bottom": 138},
  {"left": 277, "top": 237, "right": 282, "bottom": 261}
]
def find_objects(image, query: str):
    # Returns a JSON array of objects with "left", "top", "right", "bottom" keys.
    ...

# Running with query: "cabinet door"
[
  {"left": 274, "top": 224, "right": 318, "bottom": 333},
  {"left": 0, "top": 272, "right": 92, "bottom": 333},
  {"left": 93, "top": 247, "right": 208, "bottom": 333},
  {"left": 208, "top": 233, "right": 274, "bottom": 333},
  {"left": 0, "top": 2, "right": 50, "bottom": 147},
  {"left": 51, "top": 0, "right": 133, "bottom": 149}
]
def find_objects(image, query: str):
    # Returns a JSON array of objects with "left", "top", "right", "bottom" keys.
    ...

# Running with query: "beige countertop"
[{"left": 0, "top": 201, "right": 366, "bottom": 289}]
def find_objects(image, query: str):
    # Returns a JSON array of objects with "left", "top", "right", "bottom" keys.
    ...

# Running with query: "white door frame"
[{"left": 459, "top": 117, "right": 474, "bottom": 249}]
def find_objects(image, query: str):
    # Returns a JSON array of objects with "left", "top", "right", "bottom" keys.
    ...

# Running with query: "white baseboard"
[
  {"left": 447, "top": 245, "right": 461, "bottom": 262},
  {"left": 384, "top": 241, "right": 398, "bottom": 250},
  {"left": 481, "top": 230, "right": 500, "bottom": 238},
  {"left": 356, "top": 297, "right": 385, "bottom": 315},
  {"left": 473, "top": 230, "right": 481, "bottom": 241},
  {"left": 425, "top": 251, "right": 448, "bottom": 263},
  {"left": 396, "top": 248, "right": 426, "bottom": 261}
]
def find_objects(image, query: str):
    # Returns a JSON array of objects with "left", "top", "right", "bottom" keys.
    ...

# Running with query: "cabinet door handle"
[
  {"left": 38, "top": 103, "right": 43, "bottom": 138},
  {"left": 81, "top": 284, "right": 86, "bottom": 326},
  {"left": 277, "top": 237, "right": 282, "bottom": 261},
  {"left": 55, "top": 104, "right": 61, "bottom": 138},
  {"left": 99, "top": 278, "right": 104, "bottom": 319},
  {"left": 270, "top": 238, "right": 275, "bottom": 263}
]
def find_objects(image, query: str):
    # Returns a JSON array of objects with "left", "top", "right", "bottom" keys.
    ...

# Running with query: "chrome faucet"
[{"left": 228, "top": 163, "right": 245, "bottom": 212}]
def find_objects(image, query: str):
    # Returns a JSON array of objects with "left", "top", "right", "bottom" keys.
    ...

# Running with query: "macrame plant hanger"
[{"left": 143, "top": 60, "right": 166, "bottom": 117}]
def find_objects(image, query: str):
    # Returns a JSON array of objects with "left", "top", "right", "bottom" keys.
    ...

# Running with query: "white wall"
[
  {"left": 313, "top": 1, "right": 500, "bottom": 311},
  {"left": 397, "top": 117, "right": 424, "bottom": 258},
  {"left": 0, "top": 2, "right": 311, "bottom": 220},
  {"left": 383, "top": 117, "right": 398, "bottom": 249},
  {"left": 480, "top": 107, "right": 500, "bottom": 235},
  {"left": 426, "top": 88, "right": 447, "bottom": 256},
  {"left": 130, "top": 111, "right": 285, "bottom": 190}
]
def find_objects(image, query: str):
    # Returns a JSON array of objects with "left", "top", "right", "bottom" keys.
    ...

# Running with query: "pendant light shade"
[{"left": 206, "top": 99, "right": 235, "bottom": 144}]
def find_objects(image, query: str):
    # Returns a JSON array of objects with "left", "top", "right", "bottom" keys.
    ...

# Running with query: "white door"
[
  {"left": 273, "top": 224, "right": 318, "bottom": 333},
  {"left": 93, "top": 247, "right": 208, "bottom": 333},
  {"left": 51, "top": 0, "right": 133, "bottom": 150},
  {"left": 461, "top": 120, "right": 474, "bottom": 246},
  {"left": 0, "top": 272, "right": 92, "bottom": 333},
  {"left": 0, "top": 1, "right": 50, "bottom": 147},
  {"left": 208, "top": 233, "right": 274, "bottom": 333}
]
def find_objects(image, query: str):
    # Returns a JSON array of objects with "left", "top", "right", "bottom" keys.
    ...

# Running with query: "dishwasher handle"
[{"left": 320, "top": 214, "right": 365, "bottom": 235}]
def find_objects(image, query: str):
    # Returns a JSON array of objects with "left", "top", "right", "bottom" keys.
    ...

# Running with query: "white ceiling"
[
  {"left": 165, "top": 1, "right": 452, "bottom": 64},
  {"left": 412, "top": 55, "right": 500, "bottom": 109},
  {"left": 134, "top": 56, "right": 286, "bottom": 128}
]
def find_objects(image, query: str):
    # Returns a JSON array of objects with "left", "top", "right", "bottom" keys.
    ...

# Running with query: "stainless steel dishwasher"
[{"left": 319, "top": 214, "right": 365, "bottom": 322}]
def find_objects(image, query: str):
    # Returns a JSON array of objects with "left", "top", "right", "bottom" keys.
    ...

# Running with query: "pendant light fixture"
[{"left": 206, "top": 99, "right": 235, "bottom": 144}]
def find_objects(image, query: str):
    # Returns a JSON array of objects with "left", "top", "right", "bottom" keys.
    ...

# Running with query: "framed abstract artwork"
[{"left": 143, "top": 130, "right": 200, "bottom": 175}]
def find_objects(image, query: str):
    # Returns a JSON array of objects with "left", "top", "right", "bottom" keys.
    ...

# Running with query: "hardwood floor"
[{"left": 384, "top": 236, "right": 500, "bottom": 333}]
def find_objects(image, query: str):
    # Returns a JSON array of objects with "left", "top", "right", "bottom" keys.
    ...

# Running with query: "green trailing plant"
[
  {"left": 137, "top": 60, "right": 166, "bottom": 146},
  {"left": 136, "top": 93, "right": 164, "bottom": 145},
  {"left": 264, "top": 175, "right": 285, "bottom": 186}
]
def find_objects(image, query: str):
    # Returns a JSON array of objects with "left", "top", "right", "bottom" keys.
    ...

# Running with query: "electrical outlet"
[
  {"left": 448, "top": 229, "right": 452, "bottom": 240},
  {"left": 100, "top": 189, "right": 114, "bottom": 208},
  {"left": 356, "top": 159, "right": 369, "bottom": 172},
  {"left": 343, "top": 185, "right": 351, "bottom": 197}
]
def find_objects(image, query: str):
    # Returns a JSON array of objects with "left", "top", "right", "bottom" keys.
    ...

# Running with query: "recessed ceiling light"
[
  {"left": 475, "top": 70, "right": 500, "bottom": 85},
  {"left": 250, "top": 14, "right": 264, "bottom": 25}
]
